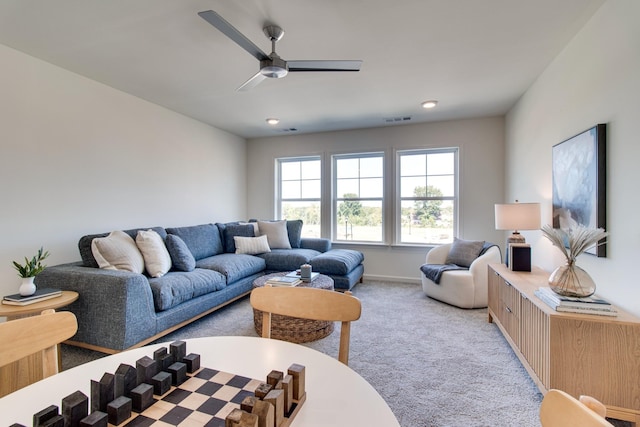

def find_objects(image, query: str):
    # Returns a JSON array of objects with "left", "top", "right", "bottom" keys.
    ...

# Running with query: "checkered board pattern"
[{"left": 123, "top": 367, "right": 263, "bottom": 426}]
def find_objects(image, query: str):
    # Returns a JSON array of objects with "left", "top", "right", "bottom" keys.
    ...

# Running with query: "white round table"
[{"left": 0, "top": 336, "right": 399, "bottom": 426}]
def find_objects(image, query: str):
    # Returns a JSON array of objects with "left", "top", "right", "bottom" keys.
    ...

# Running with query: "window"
[
  {"left": 333, "top": 153, "right": 384, "bottom": 242},
  {"left": 398, "top": 149, "right": 457, "bottom": 244},
  {"left": 277, "top": 157, "right": 321, "bottom": 238}
]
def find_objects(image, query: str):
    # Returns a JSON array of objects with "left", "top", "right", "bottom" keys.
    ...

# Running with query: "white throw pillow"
[
  {"left": 257, "top": 220, "right": 291, "bottom": 249},
  {"left": 234, "top": 235, "right": 271, "bottom": 255},
  {"left": 136, "top": 229, "right": 172, "bottom": 277},
  {"left": 91, "top": 230, "right": 145, "bottom": 273}
]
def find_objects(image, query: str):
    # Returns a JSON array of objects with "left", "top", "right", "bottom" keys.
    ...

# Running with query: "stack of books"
[
  {"left": 265, "top": 276, "right": 302, "bottom": 287},
  {"left": 534, "top": 287, "right": 617, "bottom": 317},
  {"left": 285, "top": 270, "right": 320, "bottom": 282},
  {"left": 2, "top": 287, "right": 62, "bottom": 306}
]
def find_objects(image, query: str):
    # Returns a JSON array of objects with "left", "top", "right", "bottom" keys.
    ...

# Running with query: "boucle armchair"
[{"left": 420, "top": 242, "right": 501, "bottom": 308}]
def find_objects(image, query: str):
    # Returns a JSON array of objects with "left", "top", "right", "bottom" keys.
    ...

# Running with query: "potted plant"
[
  {"left": 12, "top": 247, "right": 50, "bottom": 296},
  {"left": 541, "top": 224, "right": 607, "bottom": 297}
]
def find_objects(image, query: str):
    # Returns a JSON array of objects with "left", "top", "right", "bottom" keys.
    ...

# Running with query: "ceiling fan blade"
[
  {"left": 287, "top": 60, "right": 362, "bottom": 72},
  {"left": 198, "top": 10, "right": 269, "bottom": 62},
  {"left": 237, "top": 72, "right": 267, "bottom": 92}
]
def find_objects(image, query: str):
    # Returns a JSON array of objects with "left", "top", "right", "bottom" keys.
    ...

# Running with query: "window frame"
[
  {"left": 395, "top": 147, "right": 459, "bottom": 246},
  {"left": 331, "top": 151, "right": 385, "bottom": 243},
  {"left": 274, "top": 147, "right": 459, "bottom": 247},
  {"left": 276, "top": 156, "right": 322, "bottom": 237}
]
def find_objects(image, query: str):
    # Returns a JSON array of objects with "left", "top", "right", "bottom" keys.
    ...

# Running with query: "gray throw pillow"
[
  {"left": 445, "top": 238, "right": 485, "bottom": 268},
  {"left": 258, "top": 220, "right": 292, "bottom": 249},
  {"left": 165, "top": 234, "right": 196, "bottom": 272}
]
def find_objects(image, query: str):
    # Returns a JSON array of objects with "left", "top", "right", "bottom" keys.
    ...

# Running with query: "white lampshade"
[{"left": 495, "top": 202, "right": 541, "bottom": 231}]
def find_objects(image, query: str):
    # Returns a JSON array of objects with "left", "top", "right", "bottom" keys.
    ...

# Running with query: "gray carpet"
[{"left": 62, "top": 280, "right": 544, "bottom": 426}]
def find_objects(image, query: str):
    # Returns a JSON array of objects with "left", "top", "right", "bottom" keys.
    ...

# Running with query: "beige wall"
[
  {"left": 247, "top": 117, "right": 506, "bottom": 282},
  {"left": 506, "top": 0, "right": 640, "bottom": 315},
  {"left": 0, "top": 43, "right": 247, "bottom": 298}
]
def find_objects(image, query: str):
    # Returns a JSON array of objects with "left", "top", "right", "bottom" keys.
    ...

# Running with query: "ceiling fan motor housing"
[{"left": 260, "top": 55, "right": 288, "bottom": 78}]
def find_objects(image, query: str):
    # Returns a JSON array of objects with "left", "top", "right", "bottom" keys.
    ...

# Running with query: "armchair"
[{"left": 420, "top": 243, "right": 501, "bottom": 308}]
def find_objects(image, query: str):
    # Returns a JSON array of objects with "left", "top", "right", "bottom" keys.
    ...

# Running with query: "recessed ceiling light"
[
  {"left": 421, "top": 100, "right": 438, "bottom": 109},
  {"left": 266, "top": 118, "right": 280, "bottom": 125}
]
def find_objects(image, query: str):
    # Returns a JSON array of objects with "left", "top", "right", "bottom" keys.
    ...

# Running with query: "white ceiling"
[{"left": 0, "top": 0, "right": 604, "bottom": 139}]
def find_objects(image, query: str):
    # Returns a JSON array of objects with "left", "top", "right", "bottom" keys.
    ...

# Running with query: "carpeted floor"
[{"left": 62, "top": 280, "right": 545, "bottom": 426}]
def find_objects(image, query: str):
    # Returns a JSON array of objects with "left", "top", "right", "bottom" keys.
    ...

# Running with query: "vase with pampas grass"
[{"left": 541, "top": 224, "right": 607, "bottom": 298}]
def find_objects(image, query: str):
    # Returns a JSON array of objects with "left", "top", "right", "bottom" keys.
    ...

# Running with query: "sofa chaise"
[{"left": 36, "top": 220, "right": 364, "bottom": 353}]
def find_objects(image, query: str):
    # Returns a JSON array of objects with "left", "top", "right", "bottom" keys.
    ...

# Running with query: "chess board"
[
  {"left": 123, "top": 367, "right": 263, "bottom": 426},
  {"left": 19, "top": 341, "right": 306, "bottom": 427}
]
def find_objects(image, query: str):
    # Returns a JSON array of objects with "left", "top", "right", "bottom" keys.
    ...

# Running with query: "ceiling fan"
[{"left": 198, "top": 10, "right": 362, "bottom": 91}]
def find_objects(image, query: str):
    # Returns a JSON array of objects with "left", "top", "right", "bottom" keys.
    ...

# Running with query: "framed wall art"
[{"left": 552, "top": 123, "right": 607, "bottom": 257}]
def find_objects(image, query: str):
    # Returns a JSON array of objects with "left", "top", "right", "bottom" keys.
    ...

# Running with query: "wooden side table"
[
  {"left": 0, "top": 291, "right": 79, "bottom": 320},
  {"left": 0, "top": 290, "right": 79, "bottom": 397}
]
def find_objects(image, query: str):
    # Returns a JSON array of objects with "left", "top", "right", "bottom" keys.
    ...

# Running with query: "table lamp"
[{"left": 495, "top": 201, "right": 541, "bottom": 270}]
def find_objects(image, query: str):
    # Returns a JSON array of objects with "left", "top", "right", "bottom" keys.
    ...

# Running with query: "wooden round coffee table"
[{"left": 252, "top": 272, "right": 335, "bottom": 343}]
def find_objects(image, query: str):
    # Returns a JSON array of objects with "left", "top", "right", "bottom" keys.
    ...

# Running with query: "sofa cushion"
[
  {"left": 136, "top": 229, "right": 172, "bottom": 277},
  {"left": 214, "top": 221, "right": 240, "bottom": 240},
  {"left": 286, "top": 220, "right": 303, "bottom": 248},
  {"left": 258, "top": 220, "right": 291, "bottom": 249},
  {"left": 239, "top": 221, "right": 260, "bottom": 236},
  {"left": 148, "top": 268, "right": 226, "bottom": 311},
  {"left": 258, "top": 248, "right": 320, "bottom": 272},
  {"left": 234, "top": 235, "right": 271, "bottom": 255},
  {"left": 91, "top": 230, "right": 145, "bottom": 273},
  {"left": 223, "top": 224, "right": 255, "bottom": 253},
  {"left": 309, "top": 249, "right": 364, "bottom": 275},
  {"left": 166, "top": 223, "right": 223, "bottom": 260},
  {"left": 79, "top": 226, "right": 166, "bottom": 268},
  {"left": 300, "top": 237, "right": 331, "bottom": 253},
  {"left": 165, "top": 234, "right": 196, "bottom": 272},
  {"left": 446, "top": 238, "right": 485, "bottom": 268},
  {"left": 196, "top": 253, "right": 266, "bottom": 284}
]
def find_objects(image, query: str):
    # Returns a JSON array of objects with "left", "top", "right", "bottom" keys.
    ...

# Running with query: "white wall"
[
  {"left": 506, "top": 0, "right": 640, "bottom": 315},
  {"left": 247, "top": 117, "right": 506, "bottom": 282},
  {"left": 0, "top": 43, "right": 247, "bottom": 298}
]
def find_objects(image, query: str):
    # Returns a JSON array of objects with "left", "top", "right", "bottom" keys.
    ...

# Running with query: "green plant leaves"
[{"left": 11, "top": 247, "right": 50, "bottom": 278}]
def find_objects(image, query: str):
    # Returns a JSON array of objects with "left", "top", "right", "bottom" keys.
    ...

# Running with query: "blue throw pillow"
[
  {"left": 223, "top": 224, "right": 255, "bottom": 253},
  {"left": 286, "top": 220, "right": 303, "bottom": 248},
  {"left": 165, "top": 234, "right": 196, "bottom": 272}
]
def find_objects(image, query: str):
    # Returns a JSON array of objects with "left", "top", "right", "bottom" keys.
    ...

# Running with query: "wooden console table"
[{"left": 488, "top": 264, "right": 640, "bottom": 425}]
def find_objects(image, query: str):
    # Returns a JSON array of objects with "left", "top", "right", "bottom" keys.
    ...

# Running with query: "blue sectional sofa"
[{"left": 35, "top": 220, "right": 364, "bottom": 353}]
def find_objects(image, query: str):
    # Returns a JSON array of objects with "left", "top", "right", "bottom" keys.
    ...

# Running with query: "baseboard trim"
[{"left": 363, "top": 274, "right": 421, "bottom": 285}]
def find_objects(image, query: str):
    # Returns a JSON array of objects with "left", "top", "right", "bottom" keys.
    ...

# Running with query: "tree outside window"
[
  {"left": 398, "top": 149, "right": 457, "bottom": 244},
  {"left": 278, "top": 157, "right": 321, "bottom": 238},
  {"left": 334, "top": 154, "right": 384, "bottom": 242}
]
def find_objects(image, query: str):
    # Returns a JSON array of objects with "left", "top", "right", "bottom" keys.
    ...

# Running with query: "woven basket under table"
[{"left": 252, "top": 272, "right": 336, "bottom": 343}]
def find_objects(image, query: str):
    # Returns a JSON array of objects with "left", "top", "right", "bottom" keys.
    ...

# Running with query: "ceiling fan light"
[
  {"left": 260, "top": 55, "right": 288, "bottom": 79},
  {"left": 266, "top": 118, "right": 280, "bottom": 125},
  {"left": 260, "top": 66, "right": 288, "bottom": 78},
  {"left": 421, "top": 100, "right": 438, "bottom": 109}
]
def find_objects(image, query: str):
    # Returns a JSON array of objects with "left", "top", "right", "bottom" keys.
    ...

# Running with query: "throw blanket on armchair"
[
  {"left": 420, "top": 263, "right": 467, "bottom": 284},
  {"left": 420, "top": 242, "right": 499, "bottom": 284}
]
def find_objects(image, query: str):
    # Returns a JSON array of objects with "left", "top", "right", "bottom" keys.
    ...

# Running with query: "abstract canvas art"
[{"left": 552, "top": 124, "right": 607, "bottom": 256}]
